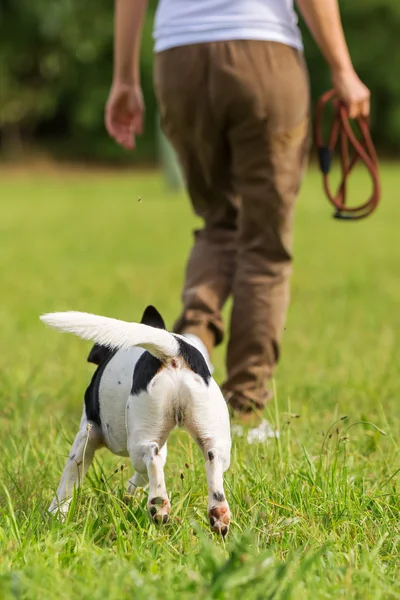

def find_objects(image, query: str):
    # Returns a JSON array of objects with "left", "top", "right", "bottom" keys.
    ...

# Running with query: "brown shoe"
[
  {"left": 224, "top": 391, "right": 264, "bottom": 427},
  {"left": 231, "top": 410, "right": 264, "bottom": 428}
]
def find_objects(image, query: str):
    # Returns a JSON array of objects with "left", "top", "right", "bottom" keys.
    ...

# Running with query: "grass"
[{"left": 0, "top": 164, "right": 399, "bottom": 599}]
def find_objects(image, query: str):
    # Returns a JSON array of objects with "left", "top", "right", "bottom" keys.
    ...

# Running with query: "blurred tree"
[{"left": 0, "top": 0, "right": 399, "bottom": 161}]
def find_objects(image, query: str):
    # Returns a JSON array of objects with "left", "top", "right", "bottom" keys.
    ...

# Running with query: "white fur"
[
  {"left": 98, "top": 347, "right": 144, "bottom": 456},
  {"left": 44, "top": 310, "right": 231, "bottom": 535},
  {"left": 40, "top": 311, "right": 180, "bottom": 360}
]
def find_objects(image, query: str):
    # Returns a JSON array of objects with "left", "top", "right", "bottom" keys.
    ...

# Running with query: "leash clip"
[{"left": 317, "top": 146, "right": 332, "bottom": 175}]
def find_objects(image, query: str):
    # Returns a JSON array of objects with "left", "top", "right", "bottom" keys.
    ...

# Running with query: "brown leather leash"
[{"left": 314, "top": 89, "right": 381, "bottom": 220}]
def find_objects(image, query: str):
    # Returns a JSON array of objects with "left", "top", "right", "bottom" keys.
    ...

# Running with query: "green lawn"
[{"left": 0, "top": 164, "right": 399, "bottom": 599}]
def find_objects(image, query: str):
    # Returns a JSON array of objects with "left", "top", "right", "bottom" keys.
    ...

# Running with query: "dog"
[{"left": 41, "top": 306, "right": 231, "bottom": 536}]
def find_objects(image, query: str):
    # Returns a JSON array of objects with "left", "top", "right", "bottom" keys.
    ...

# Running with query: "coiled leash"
[{"left": 314, "top": 89, "right": 381, "bottom": 220}]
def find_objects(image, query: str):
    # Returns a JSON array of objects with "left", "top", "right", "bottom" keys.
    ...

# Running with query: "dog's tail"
[{"left": 40, "top": 311, "right": 179, "bottom": 362}]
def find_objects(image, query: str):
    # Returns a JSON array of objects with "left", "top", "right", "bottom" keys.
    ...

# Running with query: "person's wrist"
[
  {"left": 330, "top": 60, "right": 354, "bottom": 78},
  {"left": 113, "top": 67, "right": 140, "bottom": 88},
  {"left": 113, "top": 75, "right": 134, "bottom": 86}
]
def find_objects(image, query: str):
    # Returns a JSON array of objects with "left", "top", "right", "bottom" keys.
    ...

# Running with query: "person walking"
[{"left": 105, "top": 0, "right": 370, "bottom": 422}]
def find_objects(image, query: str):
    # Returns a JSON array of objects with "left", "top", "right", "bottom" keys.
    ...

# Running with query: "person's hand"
[
  {"left": 105, "top": 82, "right": 144, "bottom": 150},
  {"left": 331, "top": 67, "right": 370, "bottom": 119}
]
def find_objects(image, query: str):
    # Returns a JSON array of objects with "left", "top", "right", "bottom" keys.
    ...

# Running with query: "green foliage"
[
  {"left": 0, "top": 0, "right": 399, "bottom": 158},
  {"left": 0, "top": 0, "right": 157, "bottom": 161}
]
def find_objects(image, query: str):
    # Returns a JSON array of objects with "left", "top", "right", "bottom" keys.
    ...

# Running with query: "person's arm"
[
  {"left": 296, "top": 0, "right": 370, "bottom": 118},
  {"left": 105, "top": 0, "right": 148, "bottom": 150},
  {"left": 113, "top": 0, "right": 148, "bottom": 85}
]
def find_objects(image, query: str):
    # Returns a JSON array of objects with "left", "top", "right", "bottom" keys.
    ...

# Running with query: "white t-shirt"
[{"left": 153, "top": 0, "right": 303, "bottom": 53}]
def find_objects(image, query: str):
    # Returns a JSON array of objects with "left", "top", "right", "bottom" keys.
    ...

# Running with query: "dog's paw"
[
  {"left": 208, "top": 502, "right": 230, "bottom": 537},
  {"left": 148, "top": 496, "right": 171, "bottom": 525},
  {"left": 48, "top": 501, "right": 70, "bottom": 522}
]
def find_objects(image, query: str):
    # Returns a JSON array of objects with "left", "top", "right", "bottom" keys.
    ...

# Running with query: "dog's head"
[{"left": 86, "top": 305, "right": 166, "bottom": 365}]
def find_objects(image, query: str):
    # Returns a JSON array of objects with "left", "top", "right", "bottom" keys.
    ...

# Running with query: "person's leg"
[
  {"left": 211, "top": 41, "right": 311, "bottom": 413},
  {"left": 154, "top": 45, "right": 238, "bottom": 356}
]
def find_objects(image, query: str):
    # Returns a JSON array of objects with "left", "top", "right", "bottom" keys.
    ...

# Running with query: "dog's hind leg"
[
  {"left": 204, "top": 446, "right": 231, "bottom": 537},
  {"left": 126, "top": 373, "right": 175, "bottom": 525},
  {"left": 48, "top": 411, "right": 103, "bottom": 520},
  {"left": 129, "top": 440, "right": 170, "bottom": 524},
  {"left": 185, "top": 378, "right": 232, "bottom": 536}
]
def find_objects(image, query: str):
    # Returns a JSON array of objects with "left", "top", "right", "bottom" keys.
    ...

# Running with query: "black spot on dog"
[
  {"left": 213, "top": 492, "right": 225, "bottom": 502},
  {"left": 131, "top": 352, "right": 162, "bottom": 396},
  {"left": 162, "top": 514, "right": 168, "bottom": 524},
  {"left": 209, "top": 516, "right": 216, "bottom": 526},
  {"left": 118, "top": 381, "right": 121, "bottom": 385},
  {"left": 175, "top": 337, "right": 211, "bottom": 385},
  {"left": 208, "top": 451, "right": 214, "bottom": 462},
  {"left": 140, "top": 305, "right": 166, "bottom": 330},
  {"left": 150, "top": 497, "right": 164, "bottom": 506},
  {"left": 221, "top": 526, "right": 228, "bottom": 537},
  {"left": 87, "top": 344, "right": 114, "bottom": 366},
  {"left": 149, "top": 506, "right": 157, "bottom": 516},
  {"left": 84, "top": 348, "right": 117, "bottom": 425}
]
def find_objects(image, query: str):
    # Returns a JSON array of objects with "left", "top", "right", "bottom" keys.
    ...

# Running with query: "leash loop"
[{"left": 314, "top": 89, "right": 381, "bottom": 220}]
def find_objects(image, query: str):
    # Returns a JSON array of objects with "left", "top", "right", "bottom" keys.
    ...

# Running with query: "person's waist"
[
  {"left": 153, "top": 22, "right": 302, "bottom": 52},
  {"left": 154, "top": 16, "right": 299, "bottom": 35}
]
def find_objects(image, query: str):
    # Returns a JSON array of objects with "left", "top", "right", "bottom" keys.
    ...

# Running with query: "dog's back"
[
  {"left": 81, "top": 307, "right": 219, "bottom": 456},
  {"left": 94, "top": 336, "right": 219, "bottom": 456}
]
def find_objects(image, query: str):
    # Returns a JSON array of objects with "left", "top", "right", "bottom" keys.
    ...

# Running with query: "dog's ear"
[
  {"left": 140, "top": 305, "right": 166, "bottom": 330},
  {"left": 87, "top": 344, "right": 112, "bottom": 365}
]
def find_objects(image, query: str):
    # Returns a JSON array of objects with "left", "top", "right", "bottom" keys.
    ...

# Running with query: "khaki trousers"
[{"left": 154, "top": 40, "right": 310, "bottom": 412}]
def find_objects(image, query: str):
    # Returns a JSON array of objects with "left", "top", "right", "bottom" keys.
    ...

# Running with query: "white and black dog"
[{"left": 41, "top": 306, "right": 231, "bottom": 536}]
